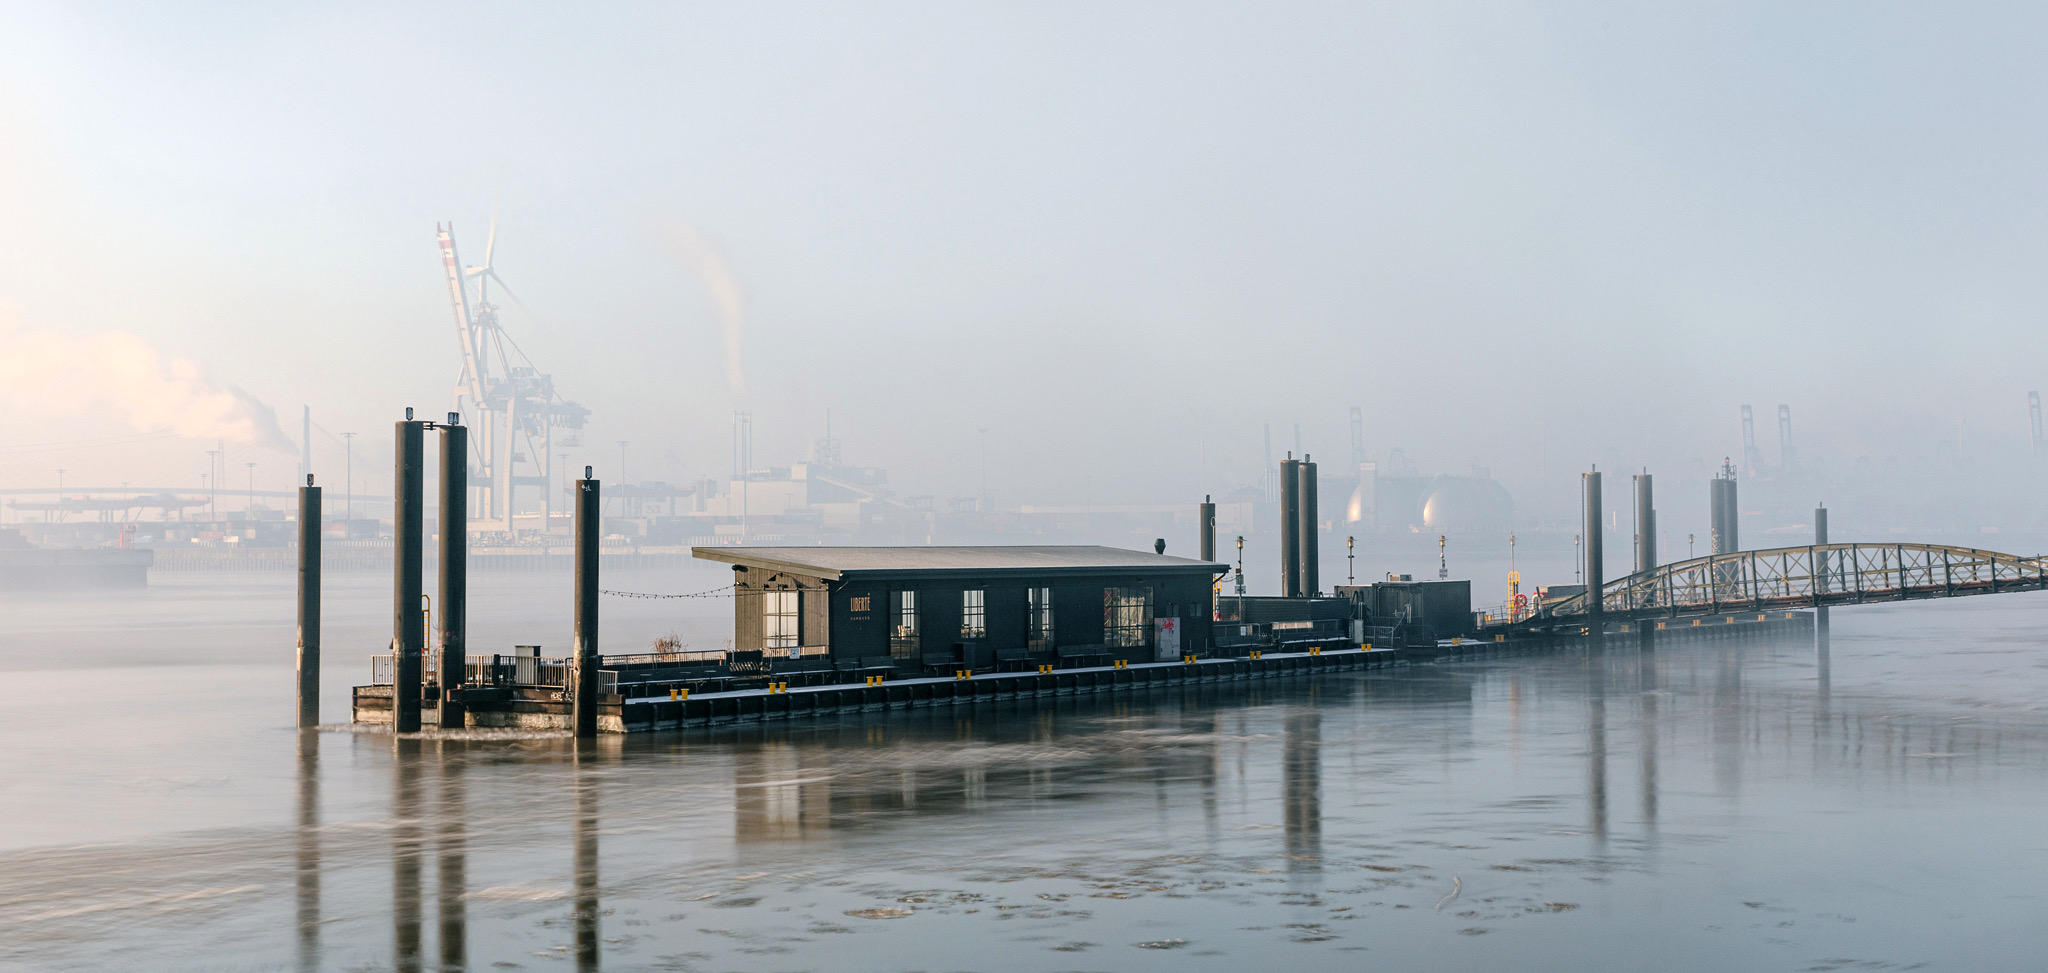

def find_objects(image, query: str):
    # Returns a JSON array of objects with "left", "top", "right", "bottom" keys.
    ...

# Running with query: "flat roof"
[{"left": 691, "top": 545, "right": 1228, "bottom": 581}]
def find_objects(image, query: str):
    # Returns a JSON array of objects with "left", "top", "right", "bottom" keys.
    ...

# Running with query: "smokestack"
[
  {"left": 572, "top": 467, "right": 601, "bottom": 737},
  {"left": 1299, "top": 455, "right": 1319, "bottom": 596},
  {"left": 1199, "top": 496, "right": 1216, "bottom": 562},
  {"left": 391, "top": 417, "right": 425, "bottom": 734},
  {"left": 1279, "top": 455, "right": 1301, "bottom": 597},
  {"left": 437, "top": 416, "right": 468, "bottom": 730},
  {"left": 296, "top": 475, "right": 320, "bottom": 728},
  {"left": 1583, "top": 470, "right": 1603, "bottom": 633}
]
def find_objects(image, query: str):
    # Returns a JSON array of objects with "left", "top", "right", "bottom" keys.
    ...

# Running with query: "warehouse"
[{"left": 691, "top": 545, "right": 1229, "bottom": 672}]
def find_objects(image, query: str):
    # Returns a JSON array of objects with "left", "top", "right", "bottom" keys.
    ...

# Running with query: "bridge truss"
[{"left": 1516, "top": 543, "right": 2048, "bottom": 630}]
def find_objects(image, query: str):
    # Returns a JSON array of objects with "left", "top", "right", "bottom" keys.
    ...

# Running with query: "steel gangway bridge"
[{"left": 1498, "top": 542, "right": 2048, "bottom": 634}]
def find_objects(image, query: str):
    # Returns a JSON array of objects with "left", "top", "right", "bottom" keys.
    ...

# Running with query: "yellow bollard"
[
  {"left": 1452, "top": 636, "right": 1462, "bottom": 645},
  {"left": 1494, "top": 634, "right": 1505, "bottom": 643},
  {"left": 670, "top": 688, "right": 679, "bottom": 700},
  {"left": 679, "top": 688, "right": 689, "bottom": 700}
]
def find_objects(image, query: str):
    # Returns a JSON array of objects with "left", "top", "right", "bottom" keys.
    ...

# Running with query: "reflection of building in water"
[
  {"left": 1283, "top": 710, "right": 1322, "bottom": 867},
  {"left": 726, "top": 694, "right": 1239, "bottom": 843},
  {"left": 734, "top": 743, "right": 834, "bottom": 841}
]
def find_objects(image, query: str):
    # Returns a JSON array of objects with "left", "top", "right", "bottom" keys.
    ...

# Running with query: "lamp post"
[{"left": 341, "top": 432, "right": 355, "bottom": 524}]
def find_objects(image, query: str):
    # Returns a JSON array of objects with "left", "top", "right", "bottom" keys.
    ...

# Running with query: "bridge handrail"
[{"left": 1524, "top": 542, "right": 2048, "bottom": 624}]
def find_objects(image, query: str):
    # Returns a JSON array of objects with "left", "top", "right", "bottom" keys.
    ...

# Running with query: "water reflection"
[
  {"left": 295, "top": 730, "right": 319, "bottom": 973},
  {"left": 437, "top": 740, "right": 467, "bottom": 973},
  {"left": 1587, "top": 646, "right": 1608, "bottom": 845},
  {"left": 393, "top": 737, "right": 423, "bottom": 973},
  {"left": 574, "top": 744, "right": 601, "bottom": 973},
  {"left": 64, "top": 643, "right": 2029, "bottom": 971},
  {"left": 1282, "top": 709, "right": 1321, "bottom": 869}
]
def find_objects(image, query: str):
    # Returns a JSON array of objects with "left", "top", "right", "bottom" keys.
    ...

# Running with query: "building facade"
[{"left": 693, "top": 546, "right": 1227, "bottom": 669}]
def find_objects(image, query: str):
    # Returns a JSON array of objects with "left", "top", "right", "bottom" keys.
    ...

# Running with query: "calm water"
[{"left": 2, "top": 568, "right": 2046, "bottom": 972}]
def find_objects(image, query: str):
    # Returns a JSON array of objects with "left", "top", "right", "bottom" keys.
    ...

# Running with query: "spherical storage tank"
[{"left": 1419, "top": 477, "right": 1516, "bottom": 533}]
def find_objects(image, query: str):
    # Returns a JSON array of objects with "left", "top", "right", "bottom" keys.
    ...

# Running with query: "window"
[
  {"left": 764, "top": 590, "right": 799, "bottom": 655},
  {"left": 961, "top": 589, "right": 986, "bottom": 639},
  {"left": 889, "top": 590, "right": 919, "bottom": 659},
  {"left": 1027, "top": 586, "right": 1054, "bottom": 652},
  {"left": 1103, "top": 586, "right": 1154, "bottom": 649}
]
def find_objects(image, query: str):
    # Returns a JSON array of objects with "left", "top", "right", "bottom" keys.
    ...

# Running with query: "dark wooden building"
[{"left": 693, "top": 546, "right": 1228, "bottom": 671}]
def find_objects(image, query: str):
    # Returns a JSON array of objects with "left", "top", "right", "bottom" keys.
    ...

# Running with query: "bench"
[
  {"left": 993, "top": 646, "right": 1034, "bottom": 671},
  {"left": 1055, "top": 643, "right": 1111, "bottom": 668}
]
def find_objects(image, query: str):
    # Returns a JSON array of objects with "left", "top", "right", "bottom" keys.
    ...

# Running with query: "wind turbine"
[{"left": 435, "top": 216, "right": 589, "bottom": 535}]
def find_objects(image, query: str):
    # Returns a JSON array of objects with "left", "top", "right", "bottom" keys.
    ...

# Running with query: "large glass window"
[
  {"left": 961, "top": 589, "right": 986, "bottom": 639},
  {"left": 1103, "top": 586, "right": 1154, "bottom": 649},
  {"left": 764, "top": 590, "right": 799, "bottom": 654},
  {"left": 1027, "top": 586, "right": 1054, "bottom": 652},
  {"left": 889, "top": 590, "right": 919, "bottom": 659}
]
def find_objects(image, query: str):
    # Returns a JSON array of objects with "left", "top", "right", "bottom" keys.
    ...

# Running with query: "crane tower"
[{"left": 436, "top": 220, "right": 590, "bottom": 534}]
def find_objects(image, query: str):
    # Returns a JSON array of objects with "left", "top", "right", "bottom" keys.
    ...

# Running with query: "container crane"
[{"left": 435, "top": 219, "right": 589, "bottom": 534}]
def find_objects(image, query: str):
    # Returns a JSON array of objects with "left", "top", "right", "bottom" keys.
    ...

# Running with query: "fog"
[{"left": 3, "top": 2, "right": 2046, "bottom": 530}]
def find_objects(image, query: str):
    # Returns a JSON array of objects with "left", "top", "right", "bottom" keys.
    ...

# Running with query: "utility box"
[{"left": 1335, "top": 579, "right": 1474, "bottom": 640}]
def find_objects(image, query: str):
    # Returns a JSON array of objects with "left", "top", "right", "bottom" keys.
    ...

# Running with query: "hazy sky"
[{"left": 2, "top": 2, "right": 2045, "bottom": 514}]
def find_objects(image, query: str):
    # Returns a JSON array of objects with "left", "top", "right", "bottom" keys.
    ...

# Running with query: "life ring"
[{"left": 1512, "top": 593, "right": 1528, "bottom": 608}]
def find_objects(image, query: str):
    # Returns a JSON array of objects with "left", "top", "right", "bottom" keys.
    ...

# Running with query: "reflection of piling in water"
[
  {"left": 295, "top": 729, "right": 320, "bottom": 973},
  {"left": 1636, "top": 651, "right": 1658, "bottom": 836},
  {"left": 436, "top": 740, "right": 467, "bottom": 973},
  {"left": 1587, "top": 653, "right": 1608, "bottom": 844},
  {"left": 1283, "top": 711, "right": 1321, "bottom": 866},
  {"left": 393, "top": 737, "right": 424, "bottom": 973},
  {"left": 574, "top": 746, "right": 600, "bottom": 972}
]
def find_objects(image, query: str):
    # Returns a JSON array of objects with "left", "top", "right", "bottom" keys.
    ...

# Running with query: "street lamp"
[{"left": 341, "top": 432, "right": 355, "bottom": 524}]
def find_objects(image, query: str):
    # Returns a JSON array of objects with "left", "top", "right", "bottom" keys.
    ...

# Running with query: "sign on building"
[{"left": 1154, "top": 616, "right": 1181, "bottom": 661}]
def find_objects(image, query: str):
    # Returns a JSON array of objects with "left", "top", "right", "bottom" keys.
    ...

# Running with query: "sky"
[{"left": 1, "top": 1, "right": 2046, "bottom": 518}]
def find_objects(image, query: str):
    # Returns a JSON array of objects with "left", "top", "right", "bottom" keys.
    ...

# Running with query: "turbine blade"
[
  {"left": 484, "top": 208, "right": 498, "bottom": 268},
  {"left": 488, "top": 269, "right": 531, "bottom": 313}
]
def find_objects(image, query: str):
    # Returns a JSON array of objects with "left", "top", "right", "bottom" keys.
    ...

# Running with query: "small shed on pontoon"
[{"left": 691, "top": 545, "right": 1229, "bottom": 670}]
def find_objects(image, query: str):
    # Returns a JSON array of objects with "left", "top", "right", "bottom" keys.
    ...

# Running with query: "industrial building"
[{"left": 692, "top": 545, "right": 1228, "bottom": 671}]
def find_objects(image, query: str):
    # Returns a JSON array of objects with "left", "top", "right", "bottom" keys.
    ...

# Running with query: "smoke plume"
[
  {"left": 659, "top": 221, "right": 747, "bottom": 395},
  {"left": 0, "top": 323, "right": 295, "bottom": 451}
]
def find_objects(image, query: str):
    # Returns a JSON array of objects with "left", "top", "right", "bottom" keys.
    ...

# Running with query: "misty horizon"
[{"left": 5, "top": 3, "right": 2048, "bottom": 532}]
